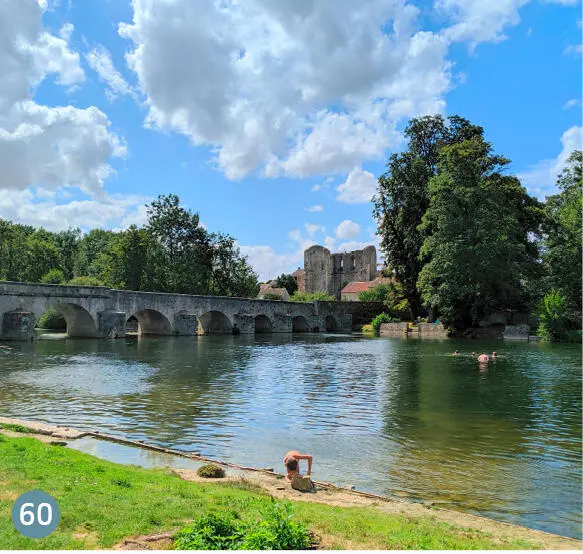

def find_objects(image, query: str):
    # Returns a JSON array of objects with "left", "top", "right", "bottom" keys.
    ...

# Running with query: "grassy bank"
[{"left": 0, "top": 434, "right": 539, "bottom": 550}]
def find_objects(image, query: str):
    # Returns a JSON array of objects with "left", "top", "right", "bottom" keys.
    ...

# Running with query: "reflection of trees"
[
  {"left": 116, "top": 335, "right": 255, "bottom": 450},
  {"left": 379, "top": 341, "right": 566, "bottom": 518}
]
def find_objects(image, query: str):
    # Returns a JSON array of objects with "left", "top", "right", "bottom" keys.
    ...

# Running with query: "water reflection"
[{"left": 0, "top": 334, "right": 580, "bottom": 538}]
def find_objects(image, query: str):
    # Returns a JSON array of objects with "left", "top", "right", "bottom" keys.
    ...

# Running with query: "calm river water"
[{"left": 0, "top": 333, "right": 581, "bottom": 538}]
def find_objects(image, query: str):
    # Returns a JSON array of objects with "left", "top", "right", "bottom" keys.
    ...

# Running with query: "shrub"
[
  {"left": 290, "top": 291, "right": 336, "bottom": 302},
  {"left": 371, "top": 313, "right": 398, "bottom": 333},
  {"left": 359, "top": 281, "right": 411, "bottom": 319},
  {"left": 173, "top": 501, "right": 313, "bottom": 550},
  {"left": 196, "top": 464, "right": 226, "bottom": 478},
  {"left": 537, "top": 289, "right": 580, "bottom": 342},
  {"left": 40, "top": 268, "right": 65, "bottom": 284},
  {"left": 37, "top": 308, "right": 66, "bottom": 330},
  {"left": 68, "top": 276, "right": 104, "bottom": 286},
  {"left": 263, "top": 292, "right": 283, "bottom": 301}
]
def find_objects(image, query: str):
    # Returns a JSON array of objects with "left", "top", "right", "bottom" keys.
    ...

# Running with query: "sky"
[{"left": 0, "top": 0, "right": 581, "bottom": 281}]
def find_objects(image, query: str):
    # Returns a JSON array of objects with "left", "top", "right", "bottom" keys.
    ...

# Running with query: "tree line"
[
  {"left": 373, "top": 115, "right": 581, "bottom": 341},
  {"left": 0, "top": 194, "right": 260, "bottom": 298}
]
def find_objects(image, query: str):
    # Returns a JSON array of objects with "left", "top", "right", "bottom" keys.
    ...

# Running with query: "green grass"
[
  {"left": 0, "top": 436, "right": 537, "bottom": 550},
  {"left": 0, "top": 423, "right": 34, "bottom": 434}
]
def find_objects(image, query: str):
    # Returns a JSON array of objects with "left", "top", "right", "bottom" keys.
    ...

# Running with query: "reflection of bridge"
[{"left": 0, "top": 281, "right": 353, "bottom": 340}]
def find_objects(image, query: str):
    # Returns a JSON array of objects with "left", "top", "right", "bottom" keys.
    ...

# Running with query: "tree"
[
  {"left": 21, "top": 231, "right": 61, "bottom": 283},
  {"left": 540, "top": 150, "right": 582, "bottom": 329},
  {"left": 146, "top": 194, "right": 212, "bottom": 294},
  {"left": 41, "top": 268, "right": 65, "bottom": 284},
  {"left": 373, "top": 115, "right": 483, "bottom": 317},
  {"left": 417, "top": 136, "right": 543, "bottom": 330},
  {"left": 290, "top": 291, "right": 336, "bottom": 302},
  {"left": 275, "top": 274, "right": 298, "bottom": 295},
  {"left": 359, "top": 282, "right": 410, "bottom": 318},
  {"left": 74, "top": 229, "right": 117, "bottom": 280},
  {"left": 537, "top": 289, "right": 578, "bottom": 342},
  {"left": 54, "top": 229, "right": 81, "bottom": 281}
]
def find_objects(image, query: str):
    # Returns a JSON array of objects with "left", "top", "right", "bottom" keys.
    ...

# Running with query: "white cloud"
[
  {"left": 305, "top": 223, "right": 324, "bottom": 237},
  {"left": 312, "top": 176, "right": 333, "bottom": 192},
  {"left": 335, "top": 220, "right": 361, "bottom": 239},
  {"left": 119, "top": 0, "right": 452, "bottom": 180},
  {"left": 306, "top": 204, "right": 323, "bottom": 212},
  {"left": 86, "top": 45, "right": 136, "bottom": 100},
  {"left": 518, "top": 125, "right": 583, "bottom": 199},
  {"left": 0, "top": 189, "right": 149, "bottom": 232},
  {"left": 336, "top": 167, "right": 378, "bottom": 204},
  {"left": 563, "top": 98, "right": 580, "bottom": 110},
  {"left": 437, "top": 0, "right": 530, "bottom": 46},
  {"left": 59, "top": 22, "right": 74, "bottom": 42},
  {"left": 563, "top": 44, "right": 583, "bottom": 56},
  {"left": 0, "top": 1, "right": 124, "bottom": 197}
]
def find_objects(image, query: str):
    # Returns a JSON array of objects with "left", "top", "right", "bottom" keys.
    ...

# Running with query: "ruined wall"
[{"left": 305, "top": 245, "right": 377, "bottom": 299}]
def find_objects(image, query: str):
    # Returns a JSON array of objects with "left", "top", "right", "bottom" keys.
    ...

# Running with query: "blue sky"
[{"left": 0, "top": 0, "right": 581, "bottom": 280}]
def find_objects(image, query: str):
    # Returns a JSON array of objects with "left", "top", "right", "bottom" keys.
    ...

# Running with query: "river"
[{"left": 0, "top": 333, "right": 580, "bottom": 539}]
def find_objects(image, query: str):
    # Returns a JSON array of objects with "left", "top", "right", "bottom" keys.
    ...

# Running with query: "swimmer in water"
[
  {"left": 477, "top": 353, "right": 489, "bottom": 362},
  {"left": 471, "top": 352, "right": 476, "bottom": 357},
  {"left": 491, "top": 351, "right": 497, "bottom": 358},
  {"left": 453, "top": 350, "right": 460, "bottom": 356}
]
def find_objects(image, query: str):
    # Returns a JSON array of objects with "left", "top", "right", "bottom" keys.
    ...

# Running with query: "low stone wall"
[
  {"left": 417, "top": 322, "right": 448, "bottom": 338},
  {"left": 379, "top": 322, "right": 409, "bottom": 336},
  {"left": 503, "top": 324, "right": 530, "bottom": 340}
]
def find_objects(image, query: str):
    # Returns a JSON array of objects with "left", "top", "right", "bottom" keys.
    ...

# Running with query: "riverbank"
[{"left": 0, "top": 421, "right": 580, "bottom": 550}]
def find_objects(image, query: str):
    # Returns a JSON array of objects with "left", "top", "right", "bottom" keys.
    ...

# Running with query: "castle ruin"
[{"left": 304, "top": 245, "right": 377, "bottom": 299}]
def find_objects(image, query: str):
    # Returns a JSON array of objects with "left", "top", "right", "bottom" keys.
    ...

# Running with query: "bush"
[
  {"left": 196, "top": 464, "right": 225, "bottom": 478},
  {"left": 371, "top": 313, "right": 398, "bottom": 333},
  {"left": 263, "top": 292, "right": 283, "bottom": 301},
  {"left": 40, "top": 268, "right": 65, "bottom": 284},
  {"left": 290, "top": 291, "right": 336, "bottom": 302},
  {"left": 173, "top": 501, "right": 314, "bottom": 550},
  {"left": 37, "top": 308, "right": 66, "bottom": 330},
  {"left": 537, "top": 289, "right": 579, "bottom": 342},
  {"left": 359, "top": 281, "right": 411, "bottom": 319},
  {"left": 68, "top": 276, "right": 105, "bottom": 286}
]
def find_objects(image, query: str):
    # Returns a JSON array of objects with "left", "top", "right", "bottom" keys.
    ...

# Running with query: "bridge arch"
[
  {"left": 198, "top": 310, "right": 232, "bottom": 334},
  {"left": 325, "top": 315, "right": 340, "bottom": 332},
  {"left": 52, "top": 303, "right": 99, "bottom": 338},
  {"left": 254, "top": 314, "right": 273, "bottom": 333},
  {"left": 292, "top": 315, "right": 310, "bottom": 332},
  {"left": 130, "top": 309, "right": 173, "bottom": 335}
]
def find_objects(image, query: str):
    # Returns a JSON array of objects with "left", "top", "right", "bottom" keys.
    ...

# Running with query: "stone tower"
[{"left": 304, "top": 245, "right": 377, "bottom": 299}]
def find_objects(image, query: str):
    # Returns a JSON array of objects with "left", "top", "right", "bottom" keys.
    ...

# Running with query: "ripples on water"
[{"left": 0, "top": 334, "right": 581, "bottom": 539}]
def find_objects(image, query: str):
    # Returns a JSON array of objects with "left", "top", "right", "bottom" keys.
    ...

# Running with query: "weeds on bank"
[
  {"left": 173, "top": 499, "right": 314, "bottom": 550},
  {"left": 0, "top": 423, "right": 34, "bottom": 433}
]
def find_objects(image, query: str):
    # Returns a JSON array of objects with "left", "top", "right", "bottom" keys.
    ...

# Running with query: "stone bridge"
[{"left": 0, "top": 281, "right": 353, "bottom": 340}]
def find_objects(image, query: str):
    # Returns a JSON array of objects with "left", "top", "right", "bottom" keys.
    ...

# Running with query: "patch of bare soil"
[{"left": 113, "top": 531, "right": 175, "bottom": 550}]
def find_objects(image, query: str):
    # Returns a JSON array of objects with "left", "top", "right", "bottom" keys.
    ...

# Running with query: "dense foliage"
[
  {"left": 274, "top": 273, "right": 298, "bottom": 295},
  {"left": 173, "top": 501, "right": 313, "bottom": 550},
  {"left": 290, "top": 291, "right": 337, "bottom": 302},
  {"left": 371, "top": 313, "right": 398, "bottom": 332},
  {"left": 36, "top": 308, "right": 66, "bottom": 330},
  {"left": 196, "top": 464, "right": 225, "bottom": 478},
  {"left": 0, "top": 195, "right": 259, "bottom": 298},
  {"left": 358, "top": 282, "right": 410, "bottom": 319},
  {"left": 373, "top": 115, "right": 579, "bottom": 340}
]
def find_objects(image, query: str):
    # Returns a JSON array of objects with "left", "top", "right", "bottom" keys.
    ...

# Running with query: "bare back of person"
[{"left": 283, "top": 450, "right": 313, "bottom": 481}]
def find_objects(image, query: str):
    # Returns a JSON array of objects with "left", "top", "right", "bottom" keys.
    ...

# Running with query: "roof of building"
[
  {"left": 291, "top": 267, "right": 304, "bottom": 277},
  {"left": 341, "top": 281, "right": 375, "bottom": 294}
]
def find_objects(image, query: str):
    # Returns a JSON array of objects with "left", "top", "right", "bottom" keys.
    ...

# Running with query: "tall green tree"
[
  {"left": 417, "top": 136, "right": 543, "bottom": 330},
  {"left": 373, "top": 115, "right": 483, "bottom": 317},
  {"left": 74, "top": 229, "right": 117, "bottom": 280},
  {"left": 540, "top": 150, "right": 582, "bottom": 326},
  {"left": 275, "top": 273, "right": 298, "bottom": 295}
]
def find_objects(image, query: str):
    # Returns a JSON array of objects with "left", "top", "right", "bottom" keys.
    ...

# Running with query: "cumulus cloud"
[
  {"left": 0, "top": 0, "right": 124, "bottom": 197},
  {"left": 305, "top": 223, "right": 324, "bottom": 237},
  {"left": 119, "top": 0, "right": 452, "bottom": 180},
  {"left": 0, "top": 189, "right": 149, "bottom": 232},
  {"left": 86, "top": 45, "right": 136, "bottom": 100},
  {"left": 335, "top": 220, "right": 361, "bottom": 239},
  {"left": 518, "top": 125, "right": 583, "bottom": 199},
  {"left": 306, "top": 204, "right": 323, "bottom": 212},
  {"left": 336, "top": 167, "right": 378, "bottom": 204},
  {"left": 437, "top": 0, "right": 530, "bottom": 46}
]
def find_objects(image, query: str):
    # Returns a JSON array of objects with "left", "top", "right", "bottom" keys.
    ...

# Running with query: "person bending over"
[{"left": 283, "top": 450, "right": 312, "bottom": 481}]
